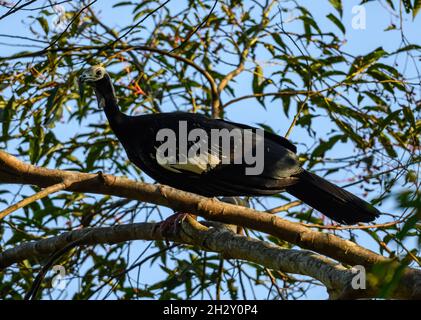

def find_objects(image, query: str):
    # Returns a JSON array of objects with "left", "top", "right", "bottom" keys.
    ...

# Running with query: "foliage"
[{"left": 0, "top": 0, "right": 420, "bottom": 299}]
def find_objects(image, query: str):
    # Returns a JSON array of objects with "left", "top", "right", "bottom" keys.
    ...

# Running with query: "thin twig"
[
  {"left": 284, "top": 96, "right": 309, "bottom": 138},
  {"left": 222, "top": 91, "right": 310, "bottom": 109},
  {"left": 0, "top": 0, "right": 36, "bottom": 20},
  {"left": 265, "top": 268, "right": 285, "bottom": 299},
  {"left": 24, "top": 230, "right": 94, "bottom": 300},
  {"left": 301, "top": 220, "right": 404, "bottom": 231},
  {"left": 215, "top": 257, "right": 224, "bottom": 300},
  {"left": 43, "top": 0, "right": 98, "bottom": 52},
  {"left": 110, "top": 0, "right": 171, "bottom": 47},
  {"left": 267, "top": 201, "right": 301, "bottom": 214},
  {"left": 0, "top": 180, "right": 72, "bottom": 220},
  {"left": 277, "top": 5, "right": 313, "bottom": 138},
  {"left": 169, "top": 0, "right": 218, "bottom": 54}
]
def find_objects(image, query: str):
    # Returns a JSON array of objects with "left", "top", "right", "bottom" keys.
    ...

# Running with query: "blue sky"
[{"left": 0, "top": 0, "right": 420, "bottom": 299}]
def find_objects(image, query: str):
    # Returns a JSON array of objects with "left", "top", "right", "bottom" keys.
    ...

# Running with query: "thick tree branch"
[
  {"left": 0, "top": 150, "right": 384, "bottom": 267},
  {"left": 1, "top": 151, "right": 420, "bottom": 299},
  {"left": 1, "top": 216, "right": 420, "bottom": 299},
  {"left": 1, "top": 218, "right": 346, "bottom": 294}
]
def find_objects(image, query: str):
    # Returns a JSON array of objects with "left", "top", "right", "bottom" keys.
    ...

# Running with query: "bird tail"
[{"left": 286, "top": 170, "right": 380, "bottom": 224}]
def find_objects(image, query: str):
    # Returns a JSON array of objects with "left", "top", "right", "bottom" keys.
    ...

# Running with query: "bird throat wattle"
[
  {"left": 93, "top": 74, "right": 117, "bottom": 108},
  {"left": 93, "top": 74, "right": 123, "bottom": 128}
]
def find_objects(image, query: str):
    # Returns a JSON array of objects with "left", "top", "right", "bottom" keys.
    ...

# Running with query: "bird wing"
[
  {"left": 145, "top": 112, "right": 299, "bottom": 179},
  {"left": 121, "top": 112, "right": 301, "bottom": 196},
  {"left": 214, "top": 118, "right": 297, "bottom": 154},
  {"left": 154, "top": 137, "right": 224, "bottom": 175}
]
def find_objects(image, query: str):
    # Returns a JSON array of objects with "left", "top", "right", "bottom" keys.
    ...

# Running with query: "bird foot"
[{"left": 157, "top": 212, "right": 190, "bottom": 238}]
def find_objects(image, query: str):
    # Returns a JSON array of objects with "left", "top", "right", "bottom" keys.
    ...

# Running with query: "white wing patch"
[
  {"left": 154, "top": 151, "right": 182, "bottom": 173},
  {"left": 153, "top": 148, "right": 221, "bottom": 175},
  {"left": 171, "top": 152, "right": 221, "bottom": 174}
]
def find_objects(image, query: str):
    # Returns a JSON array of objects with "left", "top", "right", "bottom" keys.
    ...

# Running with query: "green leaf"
[
  {"left": 403, "top": 106, "right": 416, "bottom": 129},
  {"left": 347, "top": 47, "right": 388, "bottom": 78},
  {"left": 413, "top": 0, "right": 421, "bottom": 18},
  {"left": 281, "top": 94, "right": 291, "bottom": 116},
  {"left": 113, "top": 1, "right": 133, "bottom": 8},
  {"left": 1, "top": 96, "right": 14, "bottom": 142},
  {"left": 44, "top": 87, "right": 59, "bottom": 125},
  {"left": 255, "top": 123, "right": 276, "bottom": 134},
  {"left": 402, "top": 0, "right": 413, "bottom": 13},
  {"left": 329, "top": 0, "right": 343, "bottom": 17},
  {"left": 312, "top": 134, "right": 345, "bottom": 158},
  {"left": 397, "top": 215, "right": 419, "bottom": 240},
  {"left": 373, "top": 109, "right": 402, "bottom": 135},
  {"left": 271, "top": 33, "right": 286, "bottom": 50},
  {"left": 384, "top": 23, "right": 397, "bottom": 31},
  {"left": 384, "top": 0, "right": 395, "bottom": 10},
  {"left": 334, "top": 119, "right": 366, "bottom": 148},
  {"left": 37, "top": 17, "right": 49, "bottom": 34},
  {"left": 326, "top": 13, "right": 345, "bottom": 34},
  {"left": 86, "top": 144, "right": 103, "bottom": 171},
  {"left": 252, "top": 64, "right": 265, "bottom": 108},
  {"left": 378, "top": 133, "right": 397, "bottom": 158},
  {"left": 392, "top": 44, "right": 421, "bottom": 54}
]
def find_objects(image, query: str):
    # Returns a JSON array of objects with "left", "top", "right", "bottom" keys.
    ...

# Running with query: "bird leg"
[{"left": 157, "top": 212, "right": 197, "bottom": 238}]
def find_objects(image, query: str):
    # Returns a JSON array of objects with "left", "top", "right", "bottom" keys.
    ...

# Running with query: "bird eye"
[{"left": 96, "top": 70, "right": 102, "bottom": 76}]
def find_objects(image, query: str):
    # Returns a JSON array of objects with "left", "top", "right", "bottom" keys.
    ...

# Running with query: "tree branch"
[
  {"left": 0, "top": 44, "right": 221, "bottom": 119},
  {"left": 3, "top": 218, "right": 349, "bottom": 292},
  {"left": 0, "top": 150, "right": 384, "bottom": 267},
  {"left": 0, "top": 175, "right": 93, "bottom": 220},
  {"left": 0, "top": 150, "right": 420, "bottom": 298},
  {"left": 1, "top": 216, "right": 420, "bottom": 299},
  {"left": 222, "top": 91, "right": 310, "bottom": 109}
]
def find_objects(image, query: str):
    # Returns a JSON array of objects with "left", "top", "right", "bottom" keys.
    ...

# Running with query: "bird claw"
[{"left": 157, "top": 212, "right": 190, "bottom": 241}]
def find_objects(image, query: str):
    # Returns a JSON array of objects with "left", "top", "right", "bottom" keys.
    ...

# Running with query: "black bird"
[{"left": 79, "top": 66, "right": 380, "bottom": 225}]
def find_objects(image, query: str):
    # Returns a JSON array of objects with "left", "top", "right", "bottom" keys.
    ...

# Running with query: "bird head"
[
  {"left": 79, "top": 65, "right": 107, "bottom": 84},
  {"left": 78, "top": 65, "right": 108, "bottom": 101}
]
